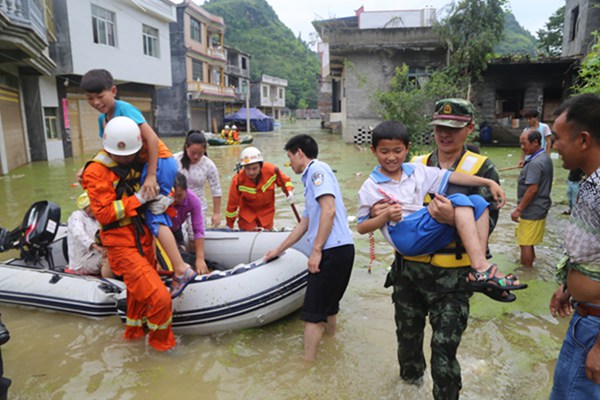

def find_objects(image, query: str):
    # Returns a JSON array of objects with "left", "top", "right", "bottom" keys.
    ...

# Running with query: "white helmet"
[
  {"left": 231, "top": 124, "right": 238, "bottom": 130},
  {"left": 103, "top": 116, "right": 142, "bottom": 156},
  {"left": 224, "top": 125, "right": 230, "bottom": 130},
  {"left": 239, "top": 146, "right": 263, "bottom": 166}
]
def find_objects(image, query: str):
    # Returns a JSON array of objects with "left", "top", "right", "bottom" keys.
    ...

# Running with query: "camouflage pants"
[{"left": 386, "top": 252, "right": 471, "bottom": 400}]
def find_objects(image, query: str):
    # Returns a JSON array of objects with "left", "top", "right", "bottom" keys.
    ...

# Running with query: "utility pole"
[{"left": 245, "top": 80, "right": 250, "bottom": 134}]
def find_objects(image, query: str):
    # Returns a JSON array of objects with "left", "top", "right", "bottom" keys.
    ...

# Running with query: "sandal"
[
  {"left": 467, "top": 264, "right": 528, "bottom": 292},
  {"left": 475, "top": 286, "right": 517, "bottom": 303},
  {"left": 170, "top": 266, "right": 198, "bottom": 299}
]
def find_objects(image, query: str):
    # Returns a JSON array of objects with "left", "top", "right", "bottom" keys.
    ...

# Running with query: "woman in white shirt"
[{"left": 175, "top": 130, "right": 222, "bottom": 228}]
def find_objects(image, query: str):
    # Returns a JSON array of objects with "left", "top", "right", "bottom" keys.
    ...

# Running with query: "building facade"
[
  {"left": 250, "top": 74, "right": 287, "bottom": 120},
  {"left": 224, "top": 45, "right": 251, "bottom": 115},
  {"left": 155, "top": 0, "right": 235, "bottom": 136},
  {"left": 313, "top": 6, "right": 446, "bottom": 143},
  {"left": 49, "top": 0, "right": 175, "bottom": 158},
  {"left": 0, "top": 0, "right": 56, "bottom": 174}
]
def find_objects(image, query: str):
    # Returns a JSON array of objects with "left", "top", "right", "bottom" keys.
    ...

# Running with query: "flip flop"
[{"left": 170, "top": 267, "right": 198, "bottom": 299}]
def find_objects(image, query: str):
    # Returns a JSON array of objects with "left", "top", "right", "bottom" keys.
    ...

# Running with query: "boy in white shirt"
[{"left": 357, "top": 121, "right": 526, "bottom": 293}]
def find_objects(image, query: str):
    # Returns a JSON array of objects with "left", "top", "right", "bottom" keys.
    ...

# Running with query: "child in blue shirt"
[{"left": 80, "top": 69, "right": 196, "bottom": 298}]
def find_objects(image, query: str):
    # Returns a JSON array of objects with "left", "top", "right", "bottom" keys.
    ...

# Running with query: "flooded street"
[{"left": 1, "top": 120, "right": 571, "bottom": 399}]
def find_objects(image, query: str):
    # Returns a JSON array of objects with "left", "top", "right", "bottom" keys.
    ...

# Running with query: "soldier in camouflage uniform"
[{"left": 377, "top": 99, "right": 501, "bottom": 399}]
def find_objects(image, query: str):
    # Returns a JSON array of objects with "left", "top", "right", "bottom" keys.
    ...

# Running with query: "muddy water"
[{"left": 0, "top": 120, "right": 571, "bottom": 399}]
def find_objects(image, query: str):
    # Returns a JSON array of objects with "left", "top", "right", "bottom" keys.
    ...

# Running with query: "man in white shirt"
[{"left": 518, "top": 109, "right": 553, "bottom": 167}]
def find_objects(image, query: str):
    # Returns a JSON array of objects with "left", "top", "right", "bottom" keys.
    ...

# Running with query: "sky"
[{"left": 189, "top": 0, "right": 565, "bottom": 42}]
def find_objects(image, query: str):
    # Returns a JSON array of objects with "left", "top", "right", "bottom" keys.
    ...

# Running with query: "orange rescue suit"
[
  {"left": 82, "top": 152, "right": 176, "bottom": 351},
  {"left": 226, "top": 162, "right": 293, "bottom": 230}
]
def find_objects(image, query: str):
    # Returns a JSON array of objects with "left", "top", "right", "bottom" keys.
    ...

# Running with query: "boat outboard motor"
[{"left": 0, "top": 201, "right": 61, "bottom": 268}]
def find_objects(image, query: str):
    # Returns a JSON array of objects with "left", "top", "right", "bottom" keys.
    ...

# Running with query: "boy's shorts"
[
  {"left": 142, "top": 157, "right": 178, "bottom": 237},
  {"left": 515, "top": 218, "right": 546, "bottom": 245},
  {"left": 389, "top": 193, "right": 488, "bottom": 256},
  {"left": 301, "top": 244, "right": 354, "bottom": 323}
]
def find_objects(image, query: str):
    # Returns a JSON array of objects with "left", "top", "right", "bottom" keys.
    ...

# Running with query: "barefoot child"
[
  {"left": 357, "top": 121, "right": 527, "bottom": 294},
  {"left": 80, "top": 69, "right": 196, "bottom": 297}
]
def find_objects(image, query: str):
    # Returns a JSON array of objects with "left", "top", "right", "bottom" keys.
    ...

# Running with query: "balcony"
[
  {"left": 0, "top": 0, "right": 55, "bottom": 75},
  {"left": 187, "top": 81, "right": 236, "bottom": 101},
  {"left": 207, "top": 47, "right": 225, "bottom": 61},
  {"left": 226, "top": 64, "right": 250, "bottom": 79}
]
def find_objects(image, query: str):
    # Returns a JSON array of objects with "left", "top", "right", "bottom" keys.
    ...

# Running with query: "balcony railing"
[
  {"left": 187, "top": 81, "right": 236, "bottom": 100},
  {"left": 207, "top": 47, "right": 225, "bottom": 61},
  {"left": 1, "top": 0, "right": 46, "bottom": 40},
  {"left": 0, "top": 0, "right": 55, "bottom": 74},
  {"left": 226, "top": 64, "right": 250, "bottom": 78}
]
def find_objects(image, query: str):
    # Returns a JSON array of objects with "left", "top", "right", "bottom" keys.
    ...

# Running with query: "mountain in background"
[
  {"left": 203, "top": 0, "right": 321, "bottom": 109},
  {"left": 494, "top": 12, "right": 538, "bottom": 56}
]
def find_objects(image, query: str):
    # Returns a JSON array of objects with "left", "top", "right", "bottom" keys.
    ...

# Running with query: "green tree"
[
  {"left": 374, "top": 65, "right": 467, "bottom": 144},
  {"left": 537, "top": 6, "right": 564, "bottom": 56},
  {"left": 573, "top": 31, "right": 600, "bottom": 94},
  {"left": 203, "top": 0, "right": 320, "bottom": 110},
  {"left": 436, "top": 0, "right": 507, "bottom": 83},
  {"left": 494, "top": 12, "right": 537, "bottom": 56}
]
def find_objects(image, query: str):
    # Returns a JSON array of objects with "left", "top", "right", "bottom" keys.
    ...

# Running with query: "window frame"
[
  {"left": 190, "top": 18, "right": 201, "bottom": 43},
  {"left": 43, "top": 107, "right": 59, "bottom": 141},
  {"left": 91, "top": 4, "right": 117, "bottom": 47},
  {"left": 143, "top": 24, "right": 160, "bottom": 58}
]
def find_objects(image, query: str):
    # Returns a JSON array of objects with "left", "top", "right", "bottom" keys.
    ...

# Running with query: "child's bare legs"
[
  {"left": 157, "top": 225, "right": 191, "bottom": 277},
  {"left": 455, "top": 206, "right": 522, "bottom": 284},
  {"left": 454, "top": 206, "right": 489, "bottom": 271}
]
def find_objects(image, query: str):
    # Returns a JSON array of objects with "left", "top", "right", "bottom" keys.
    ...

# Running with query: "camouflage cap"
[{"left": 429, "top": 98, "right": 475, "bottom": 128}]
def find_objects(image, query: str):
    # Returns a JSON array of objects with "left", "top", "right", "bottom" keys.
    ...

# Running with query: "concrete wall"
[
  {"left": 563, "top": 0, "right": 600, "bottom": 56},
  {"left": 155, "top": 7, "right": 190, "bottom": 136},
  {"left": 64, "top": 0, "right": 174, "bottom": 87},
  {"left": 341, "top": 48, "right": 446, "bottom": 143},
  {"left": 21, "top": 76, "right": 47, "bottom": 162}
]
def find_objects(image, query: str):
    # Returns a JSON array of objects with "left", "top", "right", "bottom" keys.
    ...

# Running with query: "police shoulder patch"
[{"left": 311, "top": 171, "right": 324, "bottom": 186}]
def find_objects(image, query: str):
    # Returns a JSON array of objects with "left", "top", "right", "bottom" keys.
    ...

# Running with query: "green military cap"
[{"left": 429, "top": 98, "right": 475, "bottom": 128}]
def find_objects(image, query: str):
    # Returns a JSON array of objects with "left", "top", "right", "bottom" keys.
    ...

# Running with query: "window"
[
  {"left": 91, "top": 4, "right": 116, "bottom": 47},
  {"left": 262, "top": 86, "right": 268, "bottom": 98},
  {"left": 278, "top": 88, "right": 283, "bottom": 99},
  {"left": 143, "top": 25, "right": 159, "bottom": 58},
  {"left": 570, "top": 6, "right": 579, "bottom": 41},
  {"left": 192, "top": 59, "right": 203, "bottom": 81},
  {"left": 241, "top": 57, "right": 247, "bottom": 70},
  {"left": 190, "top": 18, "right": 201, "bottom": 43},
  {"left": 44, "top": 108, "right": 59, "bottom": 140},
  {"left": 495, "top": 89, "right": 524, "bottom": 119},
  {"left": 211, "top": 67, "right": 221, "bottom": 85}
]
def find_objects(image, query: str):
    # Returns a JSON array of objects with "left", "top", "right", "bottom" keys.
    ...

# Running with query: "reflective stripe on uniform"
[
  {"left": 239, "top": 185, "right": 256, "bottom": 194},
  {"left": 147, "top": 315, "right": 172, "bottom": 331},
  {"left": 126, "top": 316, "right": 143, "bottom": 327},
  {"left": 261, "top": 174, "right": 277, "bottom": 192},
  {"left": 225, "top": 210, "right": 238, "bottom": 218},
  {"left": 113, "top": 199, "right": 126, "bottom": 220}
]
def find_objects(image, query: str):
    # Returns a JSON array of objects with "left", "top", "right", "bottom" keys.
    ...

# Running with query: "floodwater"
[{"left": 0, "top": 120, "right": 572, "bottom": 399}]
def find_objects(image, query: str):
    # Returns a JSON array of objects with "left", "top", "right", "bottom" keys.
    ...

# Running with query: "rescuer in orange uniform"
[
  {"left": 82, "top": 117, "right": 176, "bottom": 352},
  {"left": 226, "top": 147, "right": 294, "bottom": 230}
]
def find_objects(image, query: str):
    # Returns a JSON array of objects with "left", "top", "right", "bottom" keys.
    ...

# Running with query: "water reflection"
[{"left": 1, "top": 121, "right": 570, "bottom": 399}]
